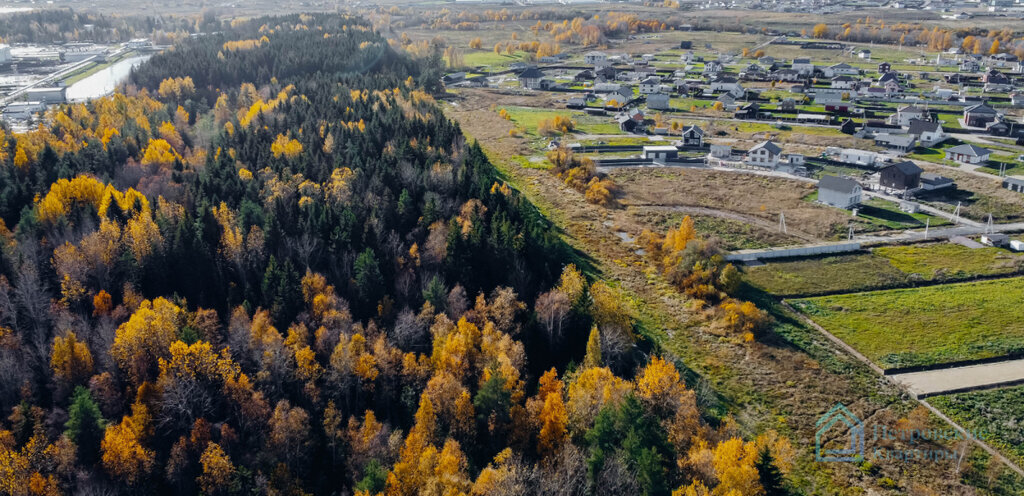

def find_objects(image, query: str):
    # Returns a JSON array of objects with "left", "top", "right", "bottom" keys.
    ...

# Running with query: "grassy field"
[
  {"left": 875, "top": 243, "right": 1024, "bottom": 280},
  {"left": 498, "top": 106, "right": 622, "bottom": 136},
  {"left": 930, "top": 386, "right": 1024, "bottom": 466},
  {"left": 744, "top": 242, "right": 1024, "bottom": 297},
  {"left": 462, "top": 50, "right": 527, "bottom": 68},
  {"left": 792, "top": 277, "right": 1024, "bottom": 370},
  {"left": 742, "top": 252, "right": 908, "bottom": 297}
]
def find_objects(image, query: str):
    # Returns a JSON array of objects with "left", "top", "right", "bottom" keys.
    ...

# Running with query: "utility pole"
[
  {"left": 987, "top": 213, "right": 994, "bottom": 234},
  {"left": 779, "top": 211, "right": 787, "bottom": 234},
  {"left": 953, "top": 201, "right": 962, "bottom": 224},
  {"left": 924, "top": 217, "right": 930, "bottom": 238}
]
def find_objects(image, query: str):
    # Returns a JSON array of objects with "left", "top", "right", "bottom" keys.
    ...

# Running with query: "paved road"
[{"left": 890, "top": 358, "right": 1024, "bottom": 398}]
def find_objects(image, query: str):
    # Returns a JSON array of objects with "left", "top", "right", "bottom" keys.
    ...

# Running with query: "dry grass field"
[{"left": 608, "top": 167, "right": 851, "bottom": 240}]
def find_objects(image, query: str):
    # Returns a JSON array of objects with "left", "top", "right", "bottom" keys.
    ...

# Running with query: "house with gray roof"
[
  {"left": 818, "top": 175, "right": 862, "bottom": 209},
  {"left": 944, "top": 144, "right": 991, "bottom": 164}
]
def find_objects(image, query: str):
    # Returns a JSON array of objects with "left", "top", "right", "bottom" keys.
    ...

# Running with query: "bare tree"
[
  {"left": 392, "top": 307, "right": 428, "bottom": 350},
  {"left": 538, "top": 445, "right": 588, "bottom": 496},
  {"left": 446, "top": 284, "right": 468, "bottom": 320},
  {"left": 535, "top": 290, "right": 570, "bottom": 345}
]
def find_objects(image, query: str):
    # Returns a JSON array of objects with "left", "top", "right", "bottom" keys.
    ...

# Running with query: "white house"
[
  {"left": 0, "top": 45, "right": 11, "bottom": 65},
  {"left": 745, "top": 140, "right": 782, "bottom": 167},
  {"left": 584, "top": 51, "right": 608, "bottom": 66},
  {"left": 830, "top": 76, "right": 857, "bottom": 90},
  {"left": 791, "top": 58, "right": 814, "bottom": 76},
  {"left": 709, "top": 76, "right": 740, "bottom": 93},
  {"left": 709, "top": 144, "right": 732, "bottom": 159},
  {"left": 818, "top": 175, "right": 862, "bottom": 209},
  {"left": 824, "top": 63, "right": 859, "bottom": 77},
  {"left": 832, "top": 148, "right": 883, "bottom": 167},
  {"left": 639, "top": 76, "right": 661, "bottom": 94},
  {"left": 890, "top": 105, "right": 927, "bottom": 127},
  {"left": 944, "top": 143, "right": 991, "bottom": 164},
  {"left": 703, "top": 60, "right": 723, "bottom": 75},
  {"left": 907, "top": 119, "right": 946, "bottom": 147}
]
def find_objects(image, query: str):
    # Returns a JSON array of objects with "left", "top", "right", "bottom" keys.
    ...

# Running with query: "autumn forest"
[{"left": 0, "top": 13, "right": 792, "bottom": 496}]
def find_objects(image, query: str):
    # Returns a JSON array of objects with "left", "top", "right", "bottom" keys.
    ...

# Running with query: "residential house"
[
  {"left": 647, "top": 93, "right": 671, "bottom": 110},
  {"left": 907, "top": 119, "right": 946, "bottom": 146},
  {"left": 566, "top": 96, "right": 587, "bottom": 109},
  {"left": 827, "top": 63, "right": 860, "bottom": 77},
  {"left": 818, "top": 175, "right": 863, "bottom": 209},
  {"left": 877, "top": 71, "right": 899, "bottom": 85},
  {"left": 831, "top": 75, "right": 857, "bottom": 90},
  {"left": 758, "top": 56, "right": 775, "bottom": 65},
  {"left": 681, "top": 125, "right": 704, "bottom": 147},
  {"left": 783, "top": 153, "right": 805, "bottom": 166},
  {"left": 703, "top": 60, "right": 723, "bottom": 75},
  {"left": 679, "top": 41, "right": 693, "bottom": 49},
  {"left": 990, "top": 53, "right": 1019, "bottom": 67},
  {"left": 883, "top": 80, "right": 902, "bottom": 96},
  {"left": 860, "top": 86, "right": 889, "bottom": 99},
  {"left": 734, "top": 102, "right": 762, "bottom": 119},
  {"left": 791, "top": 58, "right": 814, "bottom": 76},
  {"left": 1012, "top": 93, "right": 1024, "bottom": 107},
  {"left": 963, "top": 104, "right": 999, "bottom": 127},
  {"left": 818, "top": 94, "right": 852, "bottom": 112},
  {"left": 709, "top": 144, "right": 732, "bottom": 159},
  {"left": 745, "top": 140, "right": 782, "bottom": 167},
  {"left": 739, "top": 64, "right": 766, "bottom": 80},
  {"left": 574, "top": 70, "right": 595, "bottom": 82},
  {"left": 584, "top": 51, "right": 608, "bottom": 66},
  {"left": 987, "top": 121, "right": 1011, "bottom": 136},
  {"left": 879, "top": 161, "right": 923, "bottom": 190},
  {"left": 832, "top": 147, "right": 883, "bottom": 166},
  {"left": 771, "top": 69, "right": 800, "bottom": 82},
  {"left": 639, "top": 76, "right": 661, "bottom": 94},
  {"left": 839, "top": 119, "right": 859, "bottom": 135},
  {"left": 595, "top": 66, "right": 617, "bottom": 81},
  {"left": 874, "top": 133, "right": 917, "bottom": 153},
  {"left": 862, "top": 120, "right": 903, "bottom": 135},
  {"left": 710, "top": 76, "right": 741, "bottom": 93},
  {"left": 944, "top": 143, "right": 991, "bottom": 164},
  {"left": 960, "top": 59, "right": 980, "bottom": 72},
  {"left": 920, "top": 172, "right": 954, "bottom": 191},
  {"left": 518, "top": 68, "right": 545, "bottom": 89},
  {"left": 780, "top": 98, "right": 797, "bottom": 111},
  {"left": 616, "top": 113, "right": 642, "bottom": 133},
  {"left": 858, "top": 49, "right": 872, "bottom": 60},
  {"left": 877, "top": 62, "right": 891, "bottom": 73},
  {"left": 983, "top": 69, "right": 1009, "bottom": 85},
  {"left": 890, "top": 105, "right": 927, "bottom": 127}
]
